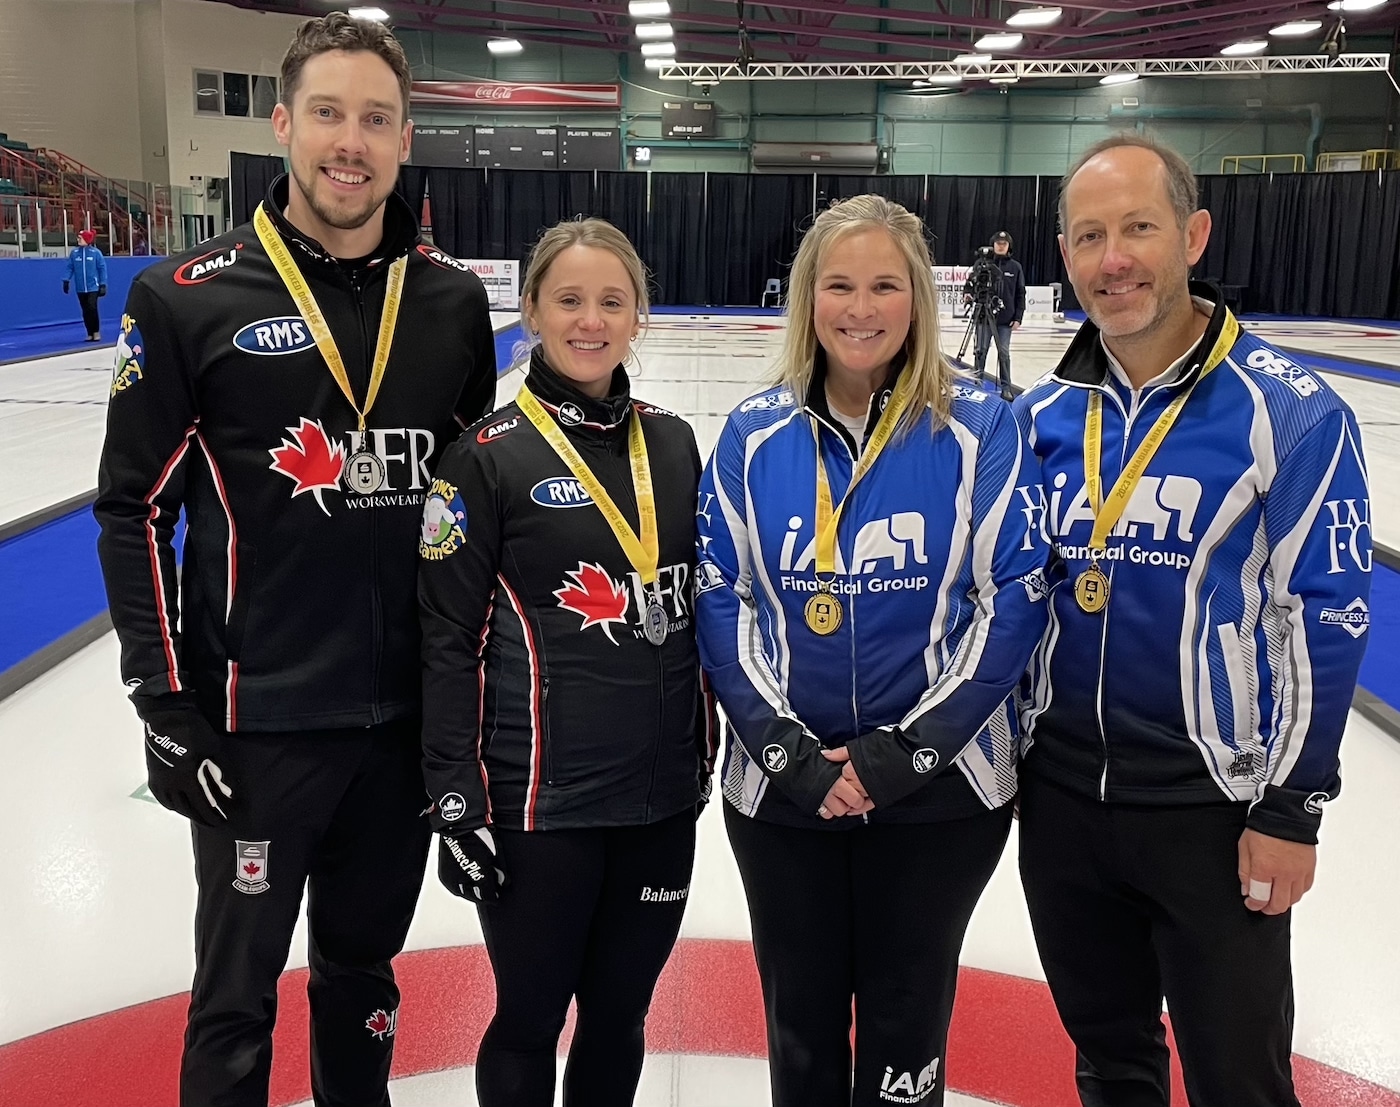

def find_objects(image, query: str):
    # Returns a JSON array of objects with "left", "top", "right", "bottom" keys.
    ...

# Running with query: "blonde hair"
[
  {"left": 516, "top": 217, "right": 650, "bottom": 368},
  {"left": 775, "top": 194, "right": 953, "bottom": 433}
]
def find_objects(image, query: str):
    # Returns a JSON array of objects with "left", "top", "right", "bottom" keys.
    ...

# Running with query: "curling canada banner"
[{"left": 410, "top": 82, "right": 622, "bottom": 109}]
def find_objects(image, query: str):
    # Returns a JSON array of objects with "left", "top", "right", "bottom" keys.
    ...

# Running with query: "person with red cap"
[{"left": 63, "top": 228, "right": 108, "bottom": 342}]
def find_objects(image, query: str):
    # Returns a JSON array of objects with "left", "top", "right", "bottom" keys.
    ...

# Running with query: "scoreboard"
[
  {"left": 472, "top": 126, "right": 559, "bottom": 169},
  {"left": 410, "top": 126, "right": 473, "bottom": 167},
  {"left": 560, "top": 128, "right": 620, "bottom": 170}
]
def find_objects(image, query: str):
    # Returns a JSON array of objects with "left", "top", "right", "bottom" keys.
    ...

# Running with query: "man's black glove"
[
  {"left": 142, "top": 708, "right": 236, "bottom": 827},
  {"left": 438, "top": 827, "right": 505, "bottom": 904},
  {"left": 62, "top": 280, "right": 70, "bottom": 294},
  {"left": 98, "top": 284, "right": 107, "bottom": 297}
]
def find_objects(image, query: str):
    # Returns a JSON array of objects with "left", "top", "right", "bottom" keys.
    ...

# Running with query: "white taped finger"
[{"left": 1248, "top": 878, "right": 1273, "bottom": 901}]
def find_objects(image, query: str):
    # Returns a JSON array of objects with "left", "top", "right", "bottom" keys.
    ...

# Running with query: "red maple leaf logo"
[
  {"left": 554, "top": 562, "right": 630, "bottom": 645},
  {"left": 242, "top": 861, "right": 261, "bottom": 879},
  {"left": 268, "top": 418, "right": 346, "bottom": 515},
  {"left": 365, "top": 1008, "right": 396, "bottom": 1039}
]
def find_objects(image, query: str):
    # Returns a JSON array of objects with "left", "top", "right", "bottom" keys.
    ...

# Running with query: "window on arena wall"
[
  {"left": 194, "top": 70, "right": 222, "bottom": 116},
  {"left": 251, "top": 76, "right": 278, "bottom": 120},
  {"left": 223, "top": 73, "right": 251, "bottom": 118},
  {"left": 192, "top": 71, "right": 279, "bottom": 119}
]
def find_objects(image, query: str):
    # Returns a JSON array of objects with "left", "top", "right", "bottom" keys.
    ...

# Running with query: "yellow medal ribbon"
[
  {"left": 1075, "top": 311, "right": 1240, "bottom": 614},
  {"left": 804, "top": 371, "right": 918, "bottom": 635},
  {"left": 253, "top": 202, "right": 405, "bottom": 434},
  {"left": 516, "top": 384, "right": 659, "bottom": 589}
]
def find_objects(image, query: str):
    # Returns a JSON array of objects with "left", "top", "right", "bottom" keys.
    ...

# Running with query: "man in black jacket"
[
  {"left": 963, "top": 230, "right": 1026, "bottom": 400},
  {"left": 93, "top": 14, "right": 495, "bottom": 1106}
]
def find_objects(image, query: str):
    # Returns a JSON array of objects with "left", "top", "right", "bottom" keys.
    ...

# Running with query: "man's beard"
[{"left": 290, "top": 162, "right": 387, "bottom": 232}]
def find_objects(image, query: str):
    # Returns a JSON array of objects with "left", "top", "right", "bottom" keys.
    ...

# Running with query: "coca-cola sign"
[{"left": 410, "top": 82, "right": 621, "bottom": 109}]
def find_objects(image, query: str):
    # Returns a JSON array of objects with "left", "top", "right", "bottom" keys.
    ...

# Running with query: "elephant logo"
[
  {"left": 852, "top": 511, "right": 928, "bottom": 574},
  {"left": 1051, "top": 472, "right": 1201, "bottom": 544}
]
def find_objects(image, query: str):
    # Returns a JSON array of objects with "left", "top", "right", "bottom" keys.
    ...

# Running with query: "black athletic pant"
[
  {"left": 1018, "top": 772, "right": 1300, "bottom": 1107},
  {"left": 725, "top": 803, "right": 1013, "bottom": 1107},
  {"left": 78, "top": 290, "right": 100, "bottom": 336},
  {"left": 183, "top": 720, "right": 431, "bottom": 1107},
  {"left": 475, "top": 809, "right": 697, "bottom": 1107}
]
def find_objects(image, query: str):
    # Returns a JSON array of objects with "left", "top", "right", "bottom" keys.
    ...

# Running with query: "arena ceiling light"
[
  {"left": 641, "top": 41, "right": 677, "bottom": 57},
  {"left": 643, "top": 57, "right": 670, "bottom": 69},
  {"left": 975, "top": 32, "right": 1025, "bottom": 51},
  {"left": 954, "top": 52, "right": 993, "bottom": 65},
  {"left": 1270, "top": 19, "right": 1324, "bottom": 35},
  {"left": 635, "top": 22, "right": 674, "bottom": 40},
  {"left": 487, "top": 38, "right": 524, "bottom": 55},
  {"left": 629, "top": 0, "right": 671, "bottom": 16},
  {"left": 347, "top": 6, "right": 389, "bottom": 20},
  {"left": 1220, "top": 39, "right": 1269, "bottom": 55},
  {"left": 1006, "top": 7, "right": 1062, "bottom": 28},
  {"left": 1328, "top": 0, "right": 1387, "bottom": 9},
  {"left": 989, "top": 75, "right": 1021, "bottom": 84},
  {"left": 927, "top": 72, "right": 965, "bottom": 84},
  {"left": 1100, "top": 72, "right": 1140, "bottom": 85}
]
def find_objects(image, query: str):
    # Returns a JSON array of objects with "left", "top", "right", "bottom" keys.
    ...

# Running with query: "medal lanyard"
[
  {"left": 1083, "top": 313, "right": 1240, "bottom": 552},
  {"left": 516, "top": 385, "right": 659, "bottom": 588},
  {"left": 253, "top": 203, "right": 406, "bottom": 433},
  {"left": 812, "top": 371, "right": 916, "bottom": 581}
]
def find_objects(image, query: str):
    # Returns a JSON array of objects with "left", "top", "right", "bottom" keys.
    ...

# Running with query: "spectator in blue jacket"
[{"left": 64, "top": 229, "right": 108, "bottom": 342}]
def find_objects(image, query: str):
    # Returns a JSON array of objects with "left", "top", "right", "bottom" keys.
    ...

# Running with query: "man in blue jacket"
[
  {"left": 63, "top": 228, "right": 108, "bottom": 341},
  {"left": 1013, "top": 133, "right": 1370, "bottom": 1107}
]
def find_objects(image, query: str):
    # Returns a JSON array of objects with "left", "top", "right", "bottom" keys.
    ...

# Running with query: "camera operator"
[{"left": 962, "top": 231, "right": 1026, "bottom": 400}]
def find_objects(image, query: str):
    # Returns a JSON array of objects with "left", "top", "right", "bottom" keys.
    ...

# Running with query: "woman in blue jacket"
[
  {"left": 695, "top": 194, "right": 1049, "bottom": 1107},
  {"left": 64, "top": 228, "right": 108, "bottom": 341}
]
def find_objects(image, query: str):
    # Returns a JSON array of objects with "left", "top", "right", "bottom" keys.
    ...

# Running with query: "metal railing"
[
  {"left": 1316, "top": 149, "right": 1400, "bottom": 172},
  {"left": 1220, "top": 153, "right": 1306, "bottom": 174}
]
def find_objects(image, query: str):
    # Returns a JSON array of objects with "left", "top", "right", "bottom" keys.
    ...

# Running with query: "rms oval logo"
[
  {"left": 233, "top": 316, "right": 316, "bottom": 355},
  {"left": 530, "top": 477, "right": 595, "bottom": 508}
]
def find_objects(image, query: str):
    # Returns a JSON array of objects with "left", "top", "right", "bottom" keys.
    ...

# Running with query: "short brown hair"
[
  {"left": 280, "top": 12, "right": 413, "bottom": 122},
  {"left": 1059, "top": 133, "right": 1198, "bottom": 232}
]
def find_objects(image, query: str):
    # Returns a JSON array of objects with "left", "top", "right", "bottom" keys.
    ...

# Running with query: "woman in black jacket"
[{"left": 419, "top": 217, "right": 716, "bottom": 1107}]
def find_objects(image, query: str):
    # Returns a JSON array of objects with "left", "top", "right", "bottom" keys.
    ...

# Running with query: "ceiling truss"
[{"left": 654, "top": 52, "right": 1394, "bottom": 82}]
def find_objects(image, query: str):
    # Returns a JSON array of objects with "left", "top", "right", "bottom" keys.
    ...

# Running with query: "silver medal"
[
  {"left": 644, "top": 599, "right": 669, "bottom": 646},
  {"left": 345, "top": 449, "right": 386, "bottom": 494}
]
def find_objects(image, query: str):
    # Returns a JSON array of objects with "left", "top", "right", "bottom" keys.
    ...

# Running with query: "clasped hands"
[{"left": 817, "top": 746, "right": 872, "bottom": 819}]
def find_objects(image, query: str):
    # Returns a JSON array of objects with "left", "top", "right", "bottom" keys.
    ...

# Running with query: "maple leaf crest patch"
[
  {"left": 365, "top": 1007, "right": 399, "bottom": 1040},
  {"left": 554, "top": 562, "right": 630, "bottom": 644},
  {"left": 233, "top": 840, "right": 271, "bottom": 895},
  {"left": 268, "top": 418, "right": 346, "bottom": 515}
]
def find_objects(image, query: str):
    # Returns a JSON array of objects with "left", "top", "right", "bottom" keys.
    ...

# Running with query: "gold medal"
[
  {"left": 804, "top": 587, "right": 844, "bottom": 635},
  {"left": 1074, "top": 310, "right": 1240, "bottom": 616},
  {"left": 1074, "top": 564, "right": 1110, "bottom": 614},
  {"left": 802, "top": 371, "right": 916, "bottom": 636}
]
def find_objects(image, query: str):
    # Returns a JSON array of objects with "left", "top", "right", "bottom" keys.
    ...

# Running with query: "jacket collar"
[
  {"left": 1053, "top": 279, "right": 1229, "bottom": 389},
  {"left": 524, "top": 346, "right": 633, "bottom": 436},
  {"left": 260, "top": 173, "right": 420, "bottom": 266},
  {"left": 804, "top": 347, "right": 906, "bottom": 450}
]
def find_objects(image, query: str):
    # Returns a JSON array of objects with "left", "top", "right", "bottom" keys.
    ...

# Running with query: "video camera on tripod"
[
  {"left": 958, "top": 246, "right": 1003, "bottom": 361},
  {"left": 964, "top": 246, "right": 1004, "bottom": 315}
]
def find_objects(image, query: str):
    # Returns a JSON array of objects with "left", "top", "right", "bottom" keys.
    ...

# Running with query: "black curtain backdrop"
[
  {"left": 704, "top": 173, "right": 811, "bottom": 305},
  {"left": 397, "top": 165, "right": 429, "bottom": 226},
  {"left": 644, "top": 173, "right": 707, "bottom": 306},
  {"left": 229, "top": 152, "right": 285, "bottom": 227},
  {"left": 403, "top": 166, "right": 1400, "bottom": 318}
]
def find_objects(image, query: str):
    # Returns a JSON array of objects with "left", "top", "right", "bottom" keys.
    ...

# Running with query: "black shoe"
[{"left": 1000, "top": 388, "right": 1015, "bottom": 402}]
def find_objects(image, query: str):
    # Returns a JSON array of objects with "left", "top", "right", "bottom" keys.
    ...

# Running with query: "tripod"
[{"left": 957, "top": 294, "right": 1002, "bottom": 383}]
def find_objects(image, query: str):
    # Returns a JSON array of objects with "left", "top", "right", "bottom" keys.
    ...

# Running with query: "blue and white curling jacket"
[
  {"left": 696, "top": 359, "right": 1050, "bottom": 827},
  {"left": 1013, "top": 285, "right": 1371, "bottom": 843}
]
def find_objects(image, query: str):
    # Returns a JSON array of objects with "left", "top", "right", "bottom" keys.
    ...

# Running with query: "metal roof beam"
[{"left": 657, "top": 53, "right": 1392, "bottom": 81}]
